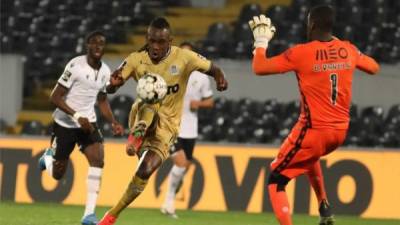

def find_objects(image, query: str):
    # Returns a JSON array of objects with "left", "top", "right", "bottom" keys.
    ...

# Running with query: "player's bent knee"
[
  {"left": 53, "top": 160, "right": 68, "bottom": 180},
  {"left": 267, "top": 172, "right": 290, "bottom": 191}
]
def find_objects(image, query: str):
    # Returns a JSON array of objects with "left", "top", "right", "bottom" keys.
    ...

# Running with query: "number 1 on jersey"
[{"left": 330, "top": 73, "right": 338, "bottom": 105}]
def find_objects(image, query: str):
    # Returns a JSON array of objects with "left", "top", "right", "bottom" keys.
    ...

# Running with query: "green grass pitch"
[{"left": 0, "top": 202, "right": 399, "bottom": 225}]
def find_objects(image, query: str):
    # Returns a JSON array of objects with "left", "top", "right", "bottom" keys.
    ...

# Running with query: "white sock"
[
  {"left": 164, "top": 165, "right": 186, "bottom": 210},
  {"left": 44, "top": 154, "right": 54, "bottom": 177},
  {"left": 83, "top": 167, "right": 102, "bottom": 217}
]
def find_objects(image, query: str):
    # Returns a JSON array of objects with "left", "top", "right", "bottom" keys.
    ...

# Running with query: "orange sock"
[
  {"left": 307, "top": 162, "right": 327, "bottom": 204},
  {"left": 268, "top": 184, "right": 292, "bottom": 225}
]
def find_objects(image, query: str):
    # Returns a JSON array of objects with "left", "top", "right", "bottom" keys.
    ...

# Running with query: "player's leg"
[
  {"left": 126, "top": 101, "right": 161, "bottom": 154},
  {"left": 161, "top": 138, "right": 191, "bottom": 217},
  {"left": 306, "top": 160, "right": 334, "bottom": 225},
  {"left": 267, "top": 171, "right": 293, "bottom": 225},
  {"left": 98, "top": 150, "right": 163, "bottom": 225},
  {"left": 268, "top": 123, "right": 320, "bottom": 225},
  {"left": 307, "top": 160, "right": 327, "bottom": 204},
  {"left": 39, "top": 122, "right": 76, "bottom": 180},
  {"left": 79, "top": 125, "right": 104, "bottom": 225}
]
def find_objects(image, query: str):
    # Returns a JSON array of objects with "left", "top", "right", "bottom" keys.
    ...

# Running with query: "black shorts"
[
  {"left": 50, "top": 122, "right": 103, "bottom": 160},
  {"left": 169, "top": 137, "right": 196, "bottom": 160}
]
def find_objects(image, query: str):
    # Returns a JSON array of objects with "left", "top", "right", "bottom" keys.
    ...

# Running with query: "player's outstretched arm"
[
  {"left": 97, "top": 92, "right": 124, "bottom": 136},
  {"left": 106, "top": 68, "right": 124, "bottom": 94},
  {"left": 249, "top": 15, "right": 294, "bottom": 76},
  {"left": 205, "top": 63, "right": 228, "bottom": 91},
  {"left": 356, "top": 54, "right": 380, "bottom": 75}
]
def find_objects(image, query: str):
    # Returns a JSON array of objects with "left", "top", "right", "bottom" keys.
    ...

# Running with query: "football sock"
[
  {"left": 136, "top": 103, "right": 160, "bottom": 129},
  {"left": 44, "top": 154, "right": 54, "bottom": 177},
  {"left": 307, "top": 162, "right": 327, "bottom": 204},
  {"left": 268, "top": 184, "right": 292, "bottom": 225},
  {"left": 109, "top": 176, "right": 148, "bottom": 217},
  {"left": 164, "top": 165, "right": 186, "bottom": 208},
  {"left": 83, "top": 167, "right": 102, "bottom": 217}
]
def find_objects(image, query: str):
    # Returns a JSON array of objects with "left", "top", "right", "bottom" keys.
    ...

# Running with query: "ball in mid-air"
[{"left": 136, "top": 73, "right": 168, "bottom": 103}]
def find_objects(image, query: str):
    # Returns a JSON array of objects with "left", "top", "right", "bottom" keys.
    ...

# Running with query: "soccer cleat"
[
  {"left": 97, "top": 212, "right": 117, "bottom": 225},
  {"left": 319, "top": 216, "right": 335, "bottom": 225},
  {"left": 319, "top": 200, "right": 334, "bottom": 225},
  {"left": 81, "top": 213, "right": 98, "bottom": 225},
  {"left": 126, "top": 122, "right": 146, "bottom": 155},
  {"left": 38, "top": 148, "right": 54, "bottom": 171},
  {"left": 160, "top": 205, "right": 178, "bottom": 219}
]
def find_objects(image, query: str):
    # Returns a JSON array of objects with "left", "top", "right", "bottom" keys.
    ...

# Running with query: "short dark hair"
[
  {"left": 149, "top": 17, "right": 170, "bottom": 30},
  {"left": 85, "top": 30, "right": 106, "bottom": 43},
  {"left": 309, "top": 5, "right": 335, "bottom": 32},
  {"left": 180, "top": 41, "right": 194, "bottom": 49}
]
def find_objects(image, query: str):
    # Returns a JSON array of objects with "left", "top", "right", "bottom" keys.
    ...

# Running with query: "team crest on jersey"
[{"left": 170, "top": 65, "right": 179, "bottom": 75}]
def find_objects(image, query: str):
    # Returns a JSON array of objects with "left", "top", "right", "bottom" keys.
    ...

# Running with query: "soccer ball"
[{"left": 136, "top": 73, "right": 168, "bottom": 104}]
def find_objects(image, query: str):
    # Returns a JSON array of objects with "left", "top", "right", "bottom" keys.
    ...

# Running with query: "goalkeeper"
[
  {"left": 98, "top": 17, "right": 228, "bottom": 225},
  {"left": 249, "top": 5, "right": 379, "bottom": 225}
]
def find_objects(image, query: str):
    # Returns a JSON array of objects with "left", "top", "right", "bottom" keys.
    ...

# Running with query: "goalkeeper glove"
[{"left": 248, "top": 15, "right": 276, "bottom": 49}]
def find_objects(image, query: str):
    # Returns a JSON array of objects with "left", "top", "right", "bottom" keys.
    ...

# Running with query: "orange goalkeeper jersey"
[{"left": 252, "top": 39, "right": 379, "bottom": 129}]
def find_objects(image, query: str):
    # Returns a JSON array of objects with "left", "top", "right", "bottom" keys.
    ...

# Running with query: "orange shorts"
[{"left": 270, "top": 122, "right": 347, "bottom": 179}]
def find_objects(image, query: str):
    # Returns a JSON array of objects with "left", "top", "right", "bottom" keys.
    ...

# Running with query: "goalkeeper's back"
[{"left": 253, "top": 38, "right": 379, "bottom": 129}]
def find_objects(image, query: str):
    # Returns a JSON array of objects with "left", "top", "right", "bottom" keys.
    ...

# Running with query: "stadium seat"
[
  {"left": 201, "top": 22, "right": 233, "bottom": 58},
  {"left": 110, "top": 95, "right": 134, "bottom": 113},
  {"left": 112, "top": 108, "right": 130, "bottom": 128},
  {"left": 21, "top": 120, "right": 44, "bottom": 135},
  {"left": 386, "top": 104, "right": 400, "bottom": 123},
  {"left": 238, "top": 3, "right": 262, "bottom": 24},
  {"left": 0, "top": 119, "right": 7, "bottom": 134},
  {"left": 265, "top": 5, "right": 288, "bottom": 23}
]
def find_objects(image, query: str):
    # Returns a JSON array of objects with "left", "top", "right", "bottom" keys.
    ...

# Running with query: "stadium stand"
[
  {"left": 14, "top": 94, "right": 400, "bottom": 148},
  {"left": 199, "top": 0, "right": 400, "bottom": 62},
  {"left": 1, "top": 0, "right": 165, "bottom": 98}
]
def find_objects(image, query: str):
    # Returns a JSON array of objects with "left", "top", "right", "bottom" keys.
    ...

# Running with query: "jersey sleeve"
[
  {"left": 184, "top": 49, "right": 212, "bottom": 74},
  {"left": 201, "top": 75, "right": 213, "bottom": 99},
  {"left": 57, "top": 59, "right": 77, "bottom": 88},
  {"left": 120, "top": 52, "right": 140, "bottom": 81},
  {"left": 252, "top": 47, "right": 297, "bottom": 75},
  {"left": 352, "top": 46, "right": 380, "bottom": 75}
]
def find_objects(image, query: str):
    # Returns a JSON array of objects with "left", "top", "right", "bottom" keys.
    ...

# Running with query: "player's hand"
[
  {"left": 111, "top": 121, "right": 124, "bottom": 136},
  {"left": 190, "top": 100, "right": 201, "bottom": 111},
  {"left": 77, "top": 117, "right": 95, "bottom": 133},
  {"left": 214, "top": 73, "right": 228, "bottom": 91},
  {"left": 248, "top": 15, "right": 276, "bottom": 49},
  {"left": 109, "top": 68, "right": 123, "bottom": 87}
]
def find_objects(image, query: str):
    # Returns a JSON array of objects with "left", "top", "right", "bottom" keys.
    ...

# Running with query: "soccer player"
[
  {"left": 160, "top": 41, "right": 215, "bottom": 218},
  {"left": 248, "top": 5, "right": 379, "bottom": 225},
  {"left": 98, "top": 17, "right": 227, "bottom": 225},
  {"left": 38, "top": 31, "right": 124, "bottom": 225}
]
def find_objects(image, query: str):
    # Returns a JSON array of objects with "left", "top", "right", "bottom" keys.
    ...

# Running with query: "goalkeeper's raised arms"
[{"left": 248, "top": 15, "right": 276, "bottom": 49}]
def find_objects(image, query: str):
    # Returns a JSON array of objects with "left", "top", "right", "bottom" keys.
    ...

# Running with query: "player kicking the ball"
[
  {"left": 38, "top": 31, "right": 124, "bottom": 225},
  {"left": 98, "top": 17, "right": 228, "bottom": 225},
  {"left": 249, "top": 5, "right": 379, "bottom": 225}
]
